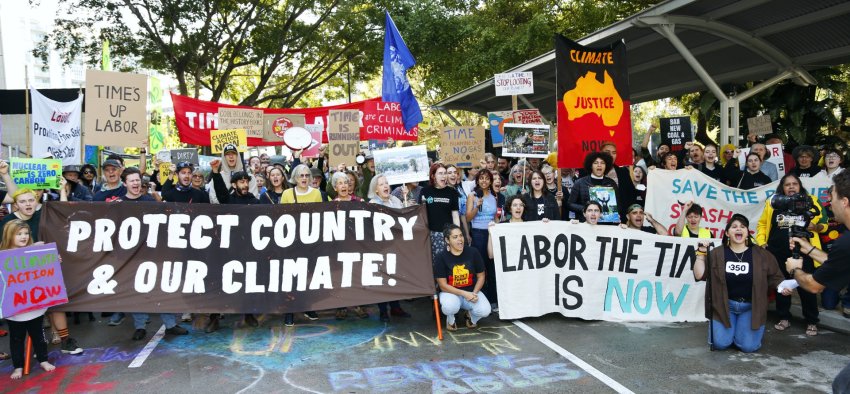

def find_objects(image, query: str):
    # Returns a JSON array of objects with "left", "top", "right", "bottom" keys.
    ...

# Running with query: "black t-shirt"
[
  {"left": 792, "top": 166, "right": 821, "bottom": 178},
  {"left": 433, "top": 248, "right": 485, "bottom": 292},
  {"left": 640, "top": 226, "right": 658, "bottom": 234},
  {"left": 698, "top": 164, "right": 725, "bottom": 183},
  {"left": 420, "top": 186, "right": 459, "bottom": 232},
  {"left": 724, "top": 248, "right": 753, "bottom": 301},
  {"left": 737, "top": 171, "right": 772, "bottom": 190},
  {"left": 522, "top": 193, "right": 560, "bottom": 221},
  {"left": 121, "top": 194, "right": 157, "bottom": 202},
  {"left": 93, "top": 185, "right": 127, "bottom": 202},
  {"left": 813, "top": 232, "right": 850, "bottom": 290}
]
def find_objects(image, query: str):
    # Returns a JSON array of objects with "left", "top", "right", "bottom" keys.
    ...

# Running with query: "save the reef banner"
[
  {"left": 490, "top": 222, "right": 707, "bottom": 322},
  {"left": 555, "top": 34, "right": 632, "bottom": 168},
  {"left": 645, "top": 169, "right": 832, "bottom": 237},
  {"left": 0, "top": 243, "right": 69, "bottom": 319},
  {"left": 40, "top": 202, "right": 434, "bottom": 314}
]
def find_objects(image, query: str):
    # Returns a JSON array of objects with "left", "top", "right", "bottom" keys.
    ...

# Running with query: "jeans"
[
  {"left": 710, "top": 299, "right": 765, "bottom": 353},
  {"left": 822, "top": 287, "right": 850, "bottom": 310},
  {"left": 109, "top": 312, "right": 125, "bottom": 323},
  {"left": 440, "top": 292, "right": 492, "bottom": 325},
  {"left": 469, "top": 228, "right": 497, "bottom": 305},
  {"left": 132, "top": 313, "right": 178, "bottom": 330}
]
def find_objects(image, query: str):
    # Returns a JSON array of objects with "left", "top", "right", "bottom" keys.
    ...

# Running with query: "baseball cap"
[
  {"left": 102, "top": 159, "right": 122, "bottom": 169},
  {"left": 223, "top": 144, "right": 239, "bottom": 154},
  {"left": 626, "top": 204, "right": 644, "bottom": 214},
  {"left": 62, "top": 165, "right": 81, "bottom": 174}
]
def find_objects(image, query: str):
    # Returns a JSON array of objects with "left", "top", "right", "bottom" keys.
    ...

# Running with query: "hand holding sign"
[{"left": 0, "top": 160, "right": 7, "bottom": 175}]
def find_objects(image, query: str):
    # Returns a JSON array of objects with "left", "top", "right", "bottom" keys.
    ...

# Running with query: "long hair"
[
  {"left": 775, "top": 173, "right": 807, "bottom": 197},
  {"left": 472, "top": 169, "right": 494, "bottom": 195},
  {"left": 721, "top": 214, "right": 753, "bottom": 247},
  {"left": 1, "top": 220, "right": 33, "bottom": 250}
]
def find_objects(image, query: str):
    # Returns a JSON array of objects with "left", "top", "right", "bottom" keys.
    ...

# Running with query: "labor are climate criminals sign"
[{"left": 40, "top": 202, "right": 435, "bottom": 313}]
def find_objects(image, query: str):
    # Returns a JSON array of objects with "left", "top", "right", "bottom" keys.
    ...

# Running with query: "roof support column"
[{"left": 652, "top": 24, "right": 733, "bottom": 144}]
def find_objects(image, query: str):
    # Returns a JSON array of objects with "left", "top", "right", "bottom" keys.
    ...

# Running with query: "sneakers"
[
  {"left": 353, "top": 306, "right": 369, "bottom": 319},
  {"left": 284, "top": 313, "right": 295, "bottom": 327},
  {"left": 132, "top": 329, "right": 147, "bottom": 341},
  {"left": 464, "top": 311, "right": 477, "bottom": 329},
  {"left": 491, "top": 303, "right": 499, "bottom": 313},
  {"left": 165, "top": 325, "right": 189, "bottom": 335},
  {"left": 390, "top": 307, "right": 411, "bottom": 318},
  {"left": 335, "top": 308, "right": 348, "bottom": 320},
  {"left": 181, "top": 313, "right": 192, "bottom": 322},
  {"left": 0, "top": 329, "right": 7, "bottom": 337},
  {"left": 304, "top": 311, "right": 319, "bottom": 321},
  {"left": 244, "top": 314, "right": 259, "bottom": 327},
  {"left": 108, "top": 313, "right": 125, "bottom": 326},
  {"left": 60, "top": 337, "right": 83, "bottom": 355},
  {"left": 843, "top": 306, "right": 850, "bottom": 319},
  {"left": 204, "top": 315, "right": 220, "bottom": 333}
]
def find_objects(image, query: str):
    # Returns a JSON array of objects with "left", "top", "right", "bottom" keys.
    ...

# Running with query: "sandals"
[
  {"left": 0, "top": 351, "right": 9, "bottom": 360},
  {"left": 806, "top": 324, "right": 818, "bottom": 336},
  {"left": 446, "top": 321, "right": 457, "bottom": 331},
  {"left": 774, "top": 320, "right": 790, "bottom": 331},
  {"left": 464, "top": 311, "right": 477, "bottom": 329}
]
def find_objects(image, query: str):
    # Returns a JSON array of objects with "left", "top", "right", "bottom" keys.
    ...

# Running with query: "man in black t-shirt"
[
  {"left": 435, "top": 225, "right": 491, "bottom": 331},
  {"left": 786, "top": 171, "right": 850, "bottom": 393}
]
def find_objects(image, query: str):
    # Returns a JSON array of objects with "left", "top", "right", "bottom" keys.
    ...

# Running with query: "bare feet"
[
  {"left": 40, "top": 361, "right": 55, "bottom": 372},
  {"left": 10, "top": 368, "right": 23, "bottom": 380}
]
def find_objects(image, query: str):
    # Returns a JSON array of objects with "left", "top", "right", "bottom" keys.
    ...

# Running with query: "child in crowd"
[{"left": 2, "top": 219, "right": 56, "bottom": 379}]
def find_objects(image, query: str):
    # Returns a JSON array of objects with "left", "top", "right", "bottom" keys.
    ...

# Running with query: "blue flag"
[{"left": 382, "top": 11, "right": 422, "bottom": 132}]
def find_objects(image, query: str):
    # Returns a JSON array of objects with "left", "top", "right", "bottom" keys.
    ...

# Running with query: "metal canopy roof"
[{"left": 434, "top": 0, "right": 850, "bottom": 122}]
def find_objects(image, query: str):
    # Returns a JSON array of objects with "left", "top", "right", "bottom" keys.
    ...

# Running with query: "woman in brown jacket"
[{"left": 693, "top": 214, "right": 788, "bottom": 352}]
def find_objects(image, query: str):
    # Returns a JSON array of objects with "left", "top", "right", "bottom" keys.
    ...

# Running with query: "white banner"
[
  {"left": 645, "top": 169, "right": 832, "bottom": 236},
  {"left": 30, "top": 88, "right": 83, "bottom": 165},
  {"left": 491, "top": 222, "right": 707, "bottom": 322},
  {"left": 736, "top": 143, "right": 786, "bottom": 179}
]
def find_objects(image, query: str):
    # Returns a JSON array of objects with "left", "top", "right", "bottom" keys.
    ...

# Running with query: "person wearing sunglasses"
[
  {"left": 79, "top": 163, "right": 99, "bottom": 192},
  {"left": 61, "top": 165, "right": 93, "bottom": 201}
]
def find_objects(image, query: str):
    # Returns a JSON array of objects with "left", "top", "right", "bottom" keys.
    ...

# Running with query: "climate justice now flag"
[
  {"left": 491, "top": 222, "right": 706, "bottom": 322},
  {"left": 555, "top": 35, "right": 632, "bottom": 168},
  {"left": 40, "top": 202, "right": 435, "bottom": 314}
]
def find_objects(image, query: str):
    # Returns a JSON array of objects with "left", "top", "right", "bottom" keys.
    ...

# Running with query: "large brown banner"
[{"left": 40, "top": 202, "right": 434, "bottom": 313}]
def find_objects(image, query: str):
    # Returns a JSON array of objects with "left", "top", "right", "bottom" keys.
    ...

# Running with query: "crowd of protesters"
[{"left": 2, "top": 126, "right": 850, "bottom": 380}]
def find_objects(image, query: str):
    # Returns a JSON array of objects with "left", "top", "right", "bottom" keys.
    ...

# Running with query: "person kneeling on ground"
[{"left": 435, "top": 224, "right": 491, "bottom": 331}]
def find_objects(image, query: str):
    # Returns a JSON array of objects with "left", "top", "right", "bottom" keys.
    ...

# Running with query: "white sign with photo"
[
  {"left": 373, "top": 145, "right": 429, "bottom": 185},
  {"left": 501, "top": 123, "right": 551, "bottom": 158}
]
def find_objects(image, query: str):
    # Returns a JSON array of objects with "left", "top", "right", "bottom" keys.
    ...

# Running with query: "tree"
[{"left": 36, "top": 0, "right": 386, "bottom": 107}]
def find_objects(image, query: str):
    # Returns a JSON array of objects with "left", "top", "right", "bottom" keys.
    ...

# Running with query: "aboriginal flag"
[{"left": 555, "top": 35, "right": 632, "bottom": 168}]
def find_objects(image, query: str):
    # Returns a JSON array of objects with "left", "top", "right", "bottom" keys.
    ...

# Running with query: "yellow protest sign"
[{"left": 210, "top": 129, "right": 248, "bottom": 154}]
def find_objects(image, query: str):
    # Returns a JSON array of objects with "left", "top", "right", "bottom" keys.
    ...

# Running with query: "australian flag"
[{"left": 382, "top": 11, "right": 422, "bottom": 132}]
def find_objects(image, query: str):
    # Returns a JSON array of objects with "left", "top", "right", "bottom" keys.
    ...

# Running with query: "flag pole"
[{"left": 25, "top": 66, "right": 31, "bottom": 158}]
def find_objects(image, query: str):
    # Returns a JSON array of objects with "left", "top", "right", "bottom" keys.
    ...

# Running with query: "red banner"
[
  {"left": 555, "top": 35, "right": 632, "bottom": 168},
  {"left": 171, "top": 93, "right": 418, "bottom": 147}
]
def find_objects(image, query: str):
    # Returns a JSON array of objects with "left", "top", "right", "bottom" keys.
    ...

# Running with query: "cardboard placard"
[
  {"left": 156, "top": 150, "right": 171, "bottom": 163},
  {"left": 262, "top": 113, "right": 306, "bottom": 143},
  {"left": 10, "top": 158, "right": 63, "bottom": 189},
  {"left": 501, "top": 123, "right": 551, "bottom": 158},
  {"left": 0, "top": 243, "right": 69, "bottom": 319},
  {"left": 512, "top": 109, "right": 544, "bottom": 125},
  {"left": 84, "top": 69, "right": 148, "bottom": 147},
  {"left": 747, "top": 115, "right": 772, "bottom": 136},
  {"left": 210, "top": 129, "right": 248, "bottom": 154},
  {"left": 494, "top": 72, "right": 534, "bottom": 96},
  {"left": 487, "top": 111, "right": 513, "bottom": 148},
  {"left": 659, "top": 116, "right": 692, "bottom": 152},
  {"left": 439, "top": 126, "right": 485, "bottom": 168},
  {"left": 328, "top": 110, "right": 360, "bottom": 168},
  {"left": 171, "top": 149, "right": 199, "bottom": 165},
  {"left": 157, "top": 162, "right": 172, "bottom": 185},
  {"left": 373, "top": 145, "right": 430, "bottom": 185},
  {"left": 218, "top": 108, "right": 264, "bottom": 139}
]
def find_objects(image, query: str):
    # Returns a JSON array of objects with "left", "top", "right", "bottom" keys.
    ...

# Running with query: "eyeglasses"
[
  {"left": 82, "top": 171, "right": 94, "bottom": 175},
  {"left": 826, "top": 153, "right": 841, "bottom": 159},
  {"left": 298, "top": 174, "right": 310, "bottom": 178},
  {"left": 725, "top": 150, "right": 733, "bottom": 154}
]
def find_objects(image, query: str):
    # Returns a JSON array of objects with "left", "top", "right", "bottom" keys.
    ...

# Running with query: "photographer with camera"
[
  {"left": 756, "top": 173, "right": 825, "bottom": 336},
  {"left": 785, "top": 170, "right": 850, "bottom": 393}
]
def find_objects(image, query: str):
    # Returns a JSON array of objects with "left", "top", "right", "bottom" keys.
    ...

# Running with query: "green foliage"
[{"left": 37, "top": 0, "right": 386, "bottom": 107}]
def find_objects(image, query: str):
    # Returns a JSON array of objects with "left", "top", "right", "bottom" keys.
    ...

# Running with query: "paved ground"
[{"left": 0, "top": 298, "right": 848, "bottom": 393}]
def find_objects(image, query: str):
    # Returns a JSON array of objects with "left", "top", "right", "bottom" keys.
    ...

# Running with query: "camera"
[{"left": 771, "top": 192, "right": 820, "bottom": 257}]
